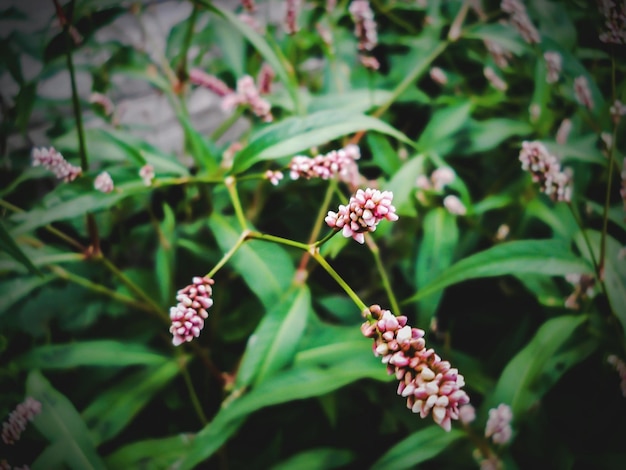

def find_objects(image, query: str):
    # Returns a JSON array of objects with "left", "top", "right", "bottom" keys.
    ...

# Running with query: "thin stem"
[
  {"left": 311, "top": 249, "right": 368, "bottom": 312},
  {"left": 313, "top": 229, "right": 340, "bottom": 248},
  {"left": 448, "top": 0, "right": 471, "bottom": 41},
  {"left": 247, "top": 231, "right": 310, "bottom": 251},
  {"left": 365, "top": 233, "right": 402, "bottom": 315},
  {"left": 178, "top": 355, "right": 208, "bottom": 425},
  {"left": 211, "top": 108, "right": 244, "bottom": 142},
  {"left": 48, "top": 265, "right": 154, "bottom": 313},
  {"left": 206, "top": 230, "right": 250, "bottom": 278},
  {"left": 177, "top": 3, "right": 199, "bottom": 81},
  {"left": 225, "top": 176, "right": 248, "bottom": 230}
]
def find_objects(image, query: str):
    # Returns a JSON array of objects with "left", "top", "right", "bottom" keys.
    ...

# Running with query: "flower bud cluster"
[
  {"left": 556, "top": 118, "right": 572, "bottom": 145},
  {"left": 1, "top": 397, "right": 41, "bottom": 445},
  {"left": 94, "top": 171, "right": 114, "bottom": 193},
  {"left": 501, "top": 0, "right": 540, "bottom": 44},
  {"left": 519, "top": 141, "right": 571, "bottom": 202},
  {"left": 170, "top": 277, "right": 215, "bottom": 346},
  {"left": 573, "top": 76, "right": 594, "bottom": 110},
  {"left": 621, "top": 157, "right": 626, "bottom": 212},
  {"left": 325, "top": 188, "right": 398, "bottom": 244},
  {"left": 349, "top": 0, "right": 378, "bottom": 69},
  {"left": 284, "top": 0, "right": 300, "bottom": 35},
  {"left": 611, "top": 99, "right": 626, "bottom": 124},
  {"left": 361, "top": 305, "right": 470, "bottom": 431},
  {"left": 289, "top": 144, "right": 361, "bottom": 185},
  {"left": 599, "top": 0, "right": 626, "bottom": 44},
  {"left": 222, "top": 75, "right": 273, "bottom": 122},
  {"left": 608, "top": 354, "right": 626, "bottom": 397},
  {"left": 89, "top": 92, "right": 115, "bottom": 116},
  {"left": 31, "top": 147, "right": 82, "bottom": 182},
  {"left": 543, "top": 51, "right": 562, "bottom": 84},
  {"left": 139, "top": 164, "right": 155, "bottom": 186},
  {"left": 188, "top": 69, "right": 232, "bottom": 97},
  {"left": 484, "top": 39, "right": 511, "bottom": 69},
  {"left": 485, "top": 403, "right": 513, "bottom": 444}
]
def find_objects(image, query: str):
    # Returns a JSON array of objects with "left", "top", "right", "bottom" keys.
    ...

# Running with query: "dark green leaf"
[
  {"left": 0, "top": 219, "right": 41, "bottom": 275},
  {"left": 272, "top": 448, "right": 354, "bottom": 470},
  {"left": 105, "top": 434, "right": 194, "bottom": 469}
]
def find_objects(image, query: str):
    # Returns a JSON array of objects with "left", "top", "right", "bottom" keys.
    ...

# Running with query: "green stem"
[
  {"left": 48, "top": 265, "right": 154, "bottom": 314},
  {"left": 314, "top": 229, "right": 340, "bottom": 248},
  {"left": 99, "top": 256, "right": 168, "bottom": 320},
  {"left": 225, "top": 176, "right": 248, "bottom": 230},
  {"left": 178, "top": 355, "right": 208, "bottom": 425},
  {"left": 211, "top": 108, "right": 244, "bottom": 142},
  {"left": 247, "top": 231, "right": 310, "bottom": 251},
  {"left": 177, "top": 3, "right": 199, "bottom": 80},
  {"left": 206, "top": 230, "right": 250, "bottom": 278},
  {"left": 311, "top": 250, "right": 368, "bottom": 312},
  {"left": 365, "top": 233, "right": 402, "bottom": 315},
  {"left": 370, "top": 0, "right": 418, "bottom": 34}
]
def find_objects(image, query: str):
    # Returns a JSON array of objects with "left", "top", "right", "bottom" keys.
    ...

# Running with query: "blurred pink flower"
[
  {"left": 289, "top": 144, "right": 361, "bottom": 185},
  {"left": 326, "top": 188, "right": 398, "bottom": 244},
  {"left": 170, "top": 277, "right": 215, "bottom": 346},
  {"left": 349, "top": 0, "right": 378, "bottom": 51},
  {"left": 222, "top": 75, "right": 273, "bottom": 122},
  {"left": 519, "top": 141, "right": 571, "bottom": 202},
  {"left": 574, "top": 76, "right": 594, "bottom": 110},
  {"left": 284, "top": 0, "right": 301, "bottom": 34},
  {"left": 599, "top": 0, "right": 626, "bottom": 44},
  {"left": 1, "top": 397, "right": 41, "bottom": 445},
  {"left": 610, "top": 99, "right": 626, "bottom": 124},
  {"left": 94, "top": 171, "right": 114, "bottom": 193},
  {"left": 430, "top": 67, "right": 448, "bottom": 86},
  {"left": 544, "top": 51, "right": 562, "bottom": 84},
  {"left": 443, "top": 195, "right": 467, "bottom": 216},
  {"left": 264, "top": 170, "right": 284, "bottom": 186},
  {"left": 256, "top": 63, "right": 275, "bottom": 95},
  {"left": 139, "top": 164, "right": 155, "bottom": 186},
  {"left": 608, "top": 354, "right": 626, "bottom": 397},
  {"left": 556, "top": 118, "right": 572, "bottom": 145},
  {"left": 362, "top": 305, "right": 470, "bottom": 431},
  {"left": 501, "top": 0, "right": 540, "bottom": 44},
  {"left": 31, "top": 147, "right": 82, "bottom": 182},
  {"left": 485, "top": 403, "right": 513, "bottom": 444},
  {"left": 89, "top": 92, "right": 115, "bottom": 116},
  {"left": 188, "top": 69, "right": 232, "bottom": 97}
]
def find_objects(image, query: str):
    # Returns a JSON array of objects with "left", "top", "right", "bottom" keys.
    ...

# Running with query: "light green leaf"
[
  {"left": 543, "top": 135, "right": 607, "bottom": 166},
  {"left": 307, "top": 89, "right": 392, "bottom": 114},
  {"left": 236, "top": 284, "right": 310, "bottom": 388},
  {"left": 231, "top": 110, "right": 414, "bottom": 174},
  {"left": 486, "top": 315, "right": 595, "bottom": 416},
  {"left": 385, "top": 154, "right": 426, "bottom": 217},
  {"left": 417, "top": 102, "right": 473, "bottom": 156},
  {"left": 207, "top": 213, "right": 295, "bottom": 309},
  {"left": 460, "top": 118, "right": 533, "bottom": 155},
  {"left": 155, "top": 203, "right": 177, "bottom": 308},
  {"left": 464, "top": 22, "right": 530, "bottom": 55},
  {"left": 177, "top": 111, "right": 219, "bottom": 173},
  {"left": 366, "top": 132, "right": 403, "bottom": 176},
  {"left": 373, "top": 427, "right": 466, "bottom": 469},
  {"left": 83, "top": 360, "right": 181, "bottom": 445},
  {"left": 272, "top": 448, "right": 354, "bottom": 470},
  {"left": 27, "top": 371, "right": 107, "bottom": 470},
  {"left": 14, "top": 340, "right": 169, "bottom": 369},
  {"left": 0, "top": 276, "right": 54, "bottom": 314},
  {"left": 105, "top": 434, "right": 194, "bottom": 469},
  {"left": 0, "top": 219, "right": 41, "bottom": 275},
  {"left": 415, "top": 208, "right": 458, "bottom": 329},
  {"left": 406, "top": 239, "right": 592, "bottom": 303}
]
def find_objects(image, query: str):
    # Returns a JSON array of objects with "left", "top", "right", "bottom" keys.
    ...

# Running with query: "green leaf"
[
  {"left": 415, "top": 208, "right": 458, "bottom": 329},
  {"left": 460, "top": 118, "right": 533, "bottom": 155},
  {"left": 372, "top": 427, "right": 466, "bottom": 469},
  {"left": 405, "top": 239, "right": 593, "bottom": 303},
  {"left": 207, "top": 213, "right": 295, "bottom": 310},
  {"left": 231, "top": 110, "right": 414, "bottom": 174},
  {"left": 543, "top": 135, "right": 607, "bottom": 166},
  {"left": 0, "top": 276, "right": 54, "bottom": 314},
  {"left": 27, "top": 371, "right": 107, "bottom": 470},
  {"left": 105, "top": 434, "right": 194, "bottom": 469},
  {"left": 464, "top": 23, "right": 530, "bottom": 56},
  {"left": 272, "top": 448, "right": 354, "bottom": 470},
  {"left": 416, "top": 102, "right": 473, "bottom": 156},
  {"left": 385, "top": 153, "right": 427, "bottom": 217},
  {"left": 83, "top": 360, "right": 180, "bottom": 445},
  {"left": 486, "top": 315, "right": 596, "bottom": 416},
  {"left": 177, "top": 111, "right": 219, "bottom": 173},
  {"left": 0, "top": 219, "right": 41, "bottom": 275},
  {"left": 155, "top": 203, "right": 177, "bottom": 308},
  {"left": 235, "top": 285, "right": 310, "bottom": 388},
  {"left": 307, "top": 89, "right": 392, "bottom": 114},
  {"left": 15, "top": 81, "right": 37, "bottom": 134},
  {"left": 366, "top": 132, "right": 403, "bottom": 176},
  {"left": 14, "top": 340, "right": 169, "bottom": 369},
  {"left": 574, "top": 230, "right": 626, "bottom": 330}
]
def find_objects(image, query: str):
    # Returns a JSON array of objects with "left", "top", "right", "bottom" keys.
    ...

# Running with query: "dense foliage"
[{"left": 1, "top": 0, "right": 625, "bottom": 468}]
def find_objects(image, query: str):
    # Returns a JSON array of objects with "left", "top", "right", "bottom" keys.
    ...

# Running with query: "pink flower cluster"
[
  {"left": 621, "top": 157, "right": 626, "bottom": 212},
  {"left": 188, "top": 69, "right": 232, "bottom": 97},
  {"left": 1, "top": 397, "right": 41, "bottom": 445},
  {"left": 31, "top": 147, "right": 82, "bottom": 182},
  {"left": 519, "top": 141, "right": 571, "bottom": 202},
  {"left": 94, "top": 171, "right": 114, "bottom": 193},
  {"left": 574, "top": 76, "right": 594, "bottom": 110},
  {"left": 169, "top": 277, "right": 214, "bottom": 346},
  {"left": 361, "top": 305, "right": 470, "bottom": 431},
  {"left": 599, "top": 0, "right": 626, "bottom": 44},
  {"left": 608, "top": 354, "right": 626, "bottom": 397},
  {"left": 349, "top": 0, "right": 379, "bottom": 69},
  {"left": 222, "top": 75, "right": 273, "bottom": 122},
  {"left": 485, "top": 403, "right": 513, "bottom": 444},
  {"left": 325, "top": 188, "right": 398, "bottom": 244},
  {"left": 284, "top": 0, "right": 300, "bottom": 35},
  {"left": 611, "top": 99, "right": 626, "bottom": 124},
  {"left": 544, "top": 51, "right": 562, "bottom": 84},
  {"left": 89, "top": 92, "right": 115, "bottom": 116},
  {"left": 501, "top": 0, "right": 541, "bottom": 44},
  {"left": 289, "top": 144, "right": 361, "bottom": 185},
  {"left": 139, "top": 164, "right": 155, "bottom": 186},
  {"left": 484, "top": 39, "right": 511, "bottom": 69}
]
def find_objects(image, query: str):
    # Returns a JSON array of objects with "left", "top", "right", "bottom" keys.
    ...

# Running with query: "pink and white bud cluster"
[
  {"left": 1, "top": 397, "right": 41, "bottom": 445},
  {"left": 556, "top": 118, "right": 572, "bottom": 145},
  {"left": 169, "top": 277, "right": 215, "bottom": 346},
  {"left": 484, "top": 39, "right": 512, "bottom": 69},
  {"left": 599, "top": 0, "right": 626, "bottom": 44},
  {"left": 188, "top": 69, "right": 232, "bottom": 97},
  {"left": 361, "top": 305, "right": 470, "bottom": 431},
  {"left": 139, "top": 164, "right": 155, "bottom": 186},
  {"left": 610, "top": 99, "right": 626, "bottom": 124},
  {"left": 443, "top": 195, "right": 467, "bottom": 216},
  {"left": 31, "top": 147, "right": 82, "bottom": 182},
  {"left": 459, "top": 404, "right": 476, "bottom": 424},
  {"left": 256, "top": 63, "right": 275, "bottom": 95},
  {"left": 240, "top": 0, "right": 255, "bottom": 12},
  {"left": 284, "top": 0, "right": 301, "bottom": 35},
  {"left": 484, "top": 67, "right": 508, "bottom": 91},
  {"left": 621, "top": 157, "right": 626, "bottom": 212},
  {"left": 264, "top": 170, "right": 284, "bottom": 186},
  {"left": 222, "top": 75, "right": 273, "bottom": 122},
  {"left": 89, "top": 92, "right": 115, "bottom": 116},
  {"left": 485, "top": 403, "right": 513, "bottom": 444},
  {"left": 500, "top": 0, "right": 541, "bottom": 44},
  {"left": 94, "top": 171, "right": 114, "bottom": 193},
  {"left": 416, "top": 167, "right": 455, "bottom": 192},
  {"left": 349, "top": 0, "right": 377, "bottom": 51},
  {"left": 325, "top": 188, "right": 398, "bottom": 244},
  {"left": 289, "top": 144, "right": 361, "bottom": 185},
  {"left": 519, "top": 141, "right": 571, "bottom": 202},
  {"left": 607, "top": 354, "right": 626, "bottom": 397},
  {"left": 544, "top": 51, "right": 562, "bottom": 84},
  {"left": 238, "top": 13, "right": 265, "bottom": 34},
  {"left": 429, "top": 67, "right": 448, "bottom": 86},
  {"left": 564, "top": 273, "right": 595, "bottom": 310},
  {"left": 574, "top": 76, "right": 594, "bottom": 110}
]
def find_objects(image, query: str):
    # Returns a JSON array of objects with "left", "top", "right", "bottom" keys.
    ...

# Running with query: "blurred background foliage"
[{"left": 0, "top": 0, "right": 625, "bottom": 468}]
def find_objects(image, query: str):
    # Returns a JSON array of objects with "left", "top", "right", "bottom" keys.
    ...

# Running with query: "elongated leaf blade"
[
  {"left": 235, "top": 284, "right": 310, "bottom": 388},
  {"left": 373, "top": 427, "right": 466, "bottom": 469},
  {"left": 105, "top": 434, "right": 194, "bottom": 469},
  {"left": 27, "top": 371, "right": 107, "bottom": 470},
  {"left": 231, "top": 110, "right": 414, "bottom": 174},
  {"left": 406, "top": 239, "right": 592, "bottom": 303},
  {"left": 0, "top": 219, "right": 41, "bottom": 275},
  {"left": 83, "top": 360, "right": 181, "bottom": 445},
  {"left": 15, "top": 340, "right": 169, "bottom": 369},
  {"left": 272, "top": 448, "right": 354, "bottom": 470}
]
